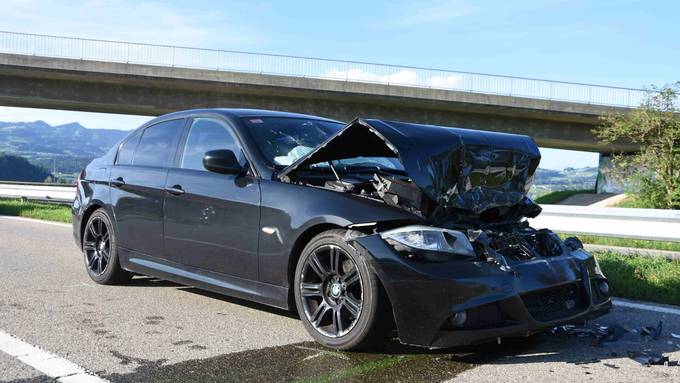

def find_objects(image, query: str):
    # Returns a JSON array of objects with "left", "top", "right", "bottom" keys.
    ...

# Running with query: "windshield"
[{"left": 241, "top": 117, "right": 405, "bottom": 172}]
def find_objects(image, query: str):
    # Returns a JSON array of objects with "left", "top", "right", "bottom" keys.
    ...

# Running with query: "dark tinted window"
[
  {"left": 133, "top": 119, "right": 184, "bottom": 167},
  {"left": 241, "top": 117, "right": 344, "bottom": 166},
  {"left": 181, "top": 118, "right": 245, "bottom": 171},
  {"left": 116, "top": 130, "right": 141, "bottom": 165}
]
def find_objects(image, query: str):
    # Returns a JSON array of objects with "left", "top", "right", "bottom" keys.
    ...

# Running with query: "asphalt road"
[{"left": 1, "top": 215, "right": 679, "bottom": 383}]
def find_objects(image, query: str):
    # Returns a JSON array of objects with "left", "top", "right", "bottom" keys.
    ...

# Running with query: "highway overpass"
[{"left": 0, "top": 31, "right": 646, "bottom": 153}]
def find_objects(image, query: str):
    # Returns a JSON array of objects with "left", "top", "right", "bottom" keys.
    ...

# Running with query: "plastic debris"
[
  {"left": 640, "top": 321, "right": 663, "bottom": 340},
  {"left": 671, "top": 332, "right": 680, "bottom": 339},
  {"left": 627, "top": 351, "right": 679, "bottom": 367}
]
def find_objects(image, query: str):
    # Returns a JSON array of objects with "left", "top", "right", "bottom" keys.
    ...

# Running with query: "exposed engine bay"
[{"left": 277, "top": 118, "right": 574, "bottom": 270}]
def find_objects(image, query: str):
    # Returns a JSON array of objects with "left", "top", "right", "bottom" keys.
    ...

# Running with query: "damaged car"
[{"left": 72, "top": 108, "right": 612, "bottom": 350}]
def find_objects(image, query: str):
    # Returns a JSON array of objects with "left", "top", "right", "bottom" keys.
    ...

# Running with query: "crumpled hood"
[{"left": 278, "top": 118, "right": 542, "bottom": 221}]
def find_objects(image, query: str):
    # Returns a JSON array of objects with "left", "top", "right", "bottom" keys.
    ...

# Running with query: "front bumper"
[{"left": 351, "top": 234, "right": 612, "bottom": 348}]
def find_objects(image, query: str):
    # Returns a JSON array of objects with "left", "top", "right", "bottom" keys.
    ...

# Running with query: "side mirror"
[{"left": 203, "top": 150, "right": 248, "bottom": 176}]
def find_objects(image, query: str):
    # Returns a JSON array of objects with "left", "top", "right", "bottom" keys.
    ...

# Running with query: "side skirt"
[{"left": 117, "top": 247, "right": 290, "bottom": 310}]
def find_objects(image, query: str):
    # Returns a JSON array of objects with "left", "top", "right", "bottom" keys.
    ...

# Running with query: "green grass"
[
  {"left": 0, "top": 198, "right": 72, "bottom": 223},
  {"left": 595, "top": 251, "right": 680, "bottom": 306},
  {"left": 559, "top": 233, "right": 680, "bottom": 252},
  {"left": 534, "top": 189, "right": 590, "bottom": 204}
]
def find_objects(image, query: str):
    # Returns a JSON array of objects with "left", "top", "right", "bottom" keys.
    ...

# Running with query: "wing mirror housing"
[{"left": 203, "top": 150, "right": 248, "bottom": 176}]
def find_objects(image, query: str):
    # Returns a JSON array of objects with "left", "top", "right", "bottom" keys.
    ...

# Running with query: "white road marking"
[
  {"left": 0, "top": 215, "right": 71, "bottom": 227},
  {"left": 613, "top": 299, "right": 680, "bottom": 316},
  {"left": 0, "top": 330, "right": 108, "bottom": 382}
]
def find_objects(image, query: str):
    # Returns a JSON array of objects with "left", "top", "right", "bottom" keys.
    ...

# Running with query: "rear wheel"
[
  {"left": 82, "top": 208, "right": 131, "bottom": 285},
  {"left": 294, "top": 229, "right": 392, "bottom": 350}
]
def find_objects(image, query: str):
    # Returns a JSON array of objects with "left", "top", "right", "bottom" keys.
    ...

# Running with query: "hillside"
[
  {"left": 0, "top": 120, "right": 127, "bottom": 158},
  {"left": 529, "top": 166, "right": 598, "bottom": 198},
  {"left": 0, "top": 153, "right": 51, "bottom": 182}
]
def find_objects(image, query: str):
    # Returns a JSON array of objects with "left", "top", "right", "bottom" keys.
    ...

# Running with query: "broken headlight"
[{"left": 380, "top": 225, "right": 476, "bottom": 260}]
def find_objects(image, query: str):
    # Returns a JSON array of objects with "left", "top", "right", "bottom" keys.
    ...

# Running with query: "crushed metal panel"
[{"left": 279, "top": 117, "right": 542, "bottom": 219}]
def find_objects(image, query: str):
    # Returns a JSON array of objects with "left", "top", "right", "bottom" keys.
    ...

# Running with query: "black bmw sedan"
[{"left": 72, "top": 108, "right": 611, "bottom": 350}]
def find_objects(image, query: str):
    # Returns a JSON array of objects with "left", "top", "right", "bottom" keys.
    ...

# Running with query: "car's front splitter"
[{"left": 351, "top": 234, "right": 612, "bottom": 348}]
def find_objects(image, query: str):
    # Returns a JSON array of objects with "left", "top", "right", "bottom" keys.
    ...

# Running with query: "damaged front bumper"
[{"left": 351, "top": 234, "right": 612, "bottom": 349}]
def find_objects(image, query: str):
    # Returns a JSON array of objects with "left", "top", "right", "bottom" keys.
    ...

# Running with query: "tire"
[
  {"left": 82, "top": 208, "right": 132, "bottom": 285},
  {"left": 294, "top": 229, "right": 392, "bottom": 350}
]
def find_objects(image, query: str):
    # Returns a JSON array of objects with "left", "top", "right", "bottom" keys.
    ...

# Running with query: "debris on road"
[
  {"left": 640, "top": 321, "right": 663, "bottom": 340},
  {"left": 627, "top": 351, "right": 679, "bottom": 367}
]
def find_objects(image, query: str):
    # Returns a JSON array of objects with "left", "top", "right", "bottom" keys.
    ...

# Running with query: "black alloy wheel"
[
  {"left": 300, "top": 244, "right": 363, "bottom": 338},
  {"left": 82, "top": 208, "right": 131, "bottom": 284},
  {"left": 83, "top": 215, "right": 111, "bottom": 276},
  {"left": 294, "top": 229, "right": 393, "bottom": 350}
]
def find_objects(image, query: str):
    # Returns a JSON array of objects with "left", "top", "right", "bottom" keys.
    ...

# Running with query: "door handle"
[
  {"left": 111, "top": 177, "right": 125, "bottom": 187},
  {"left": 165, "top": 185, "right": 185, "bottom": 195}
]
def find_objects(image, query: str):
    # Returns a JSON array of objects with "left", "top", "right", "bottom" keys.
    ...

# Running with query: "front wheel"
[
  {"left": 82, "top": 208, "right": 131, "bottom": 285},
  {"left": 294, "top": 229, "right": 392, "bottom": 350}
]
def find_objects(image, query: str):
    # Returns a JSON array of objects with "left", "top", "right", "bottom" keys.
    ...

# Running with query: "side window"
[
  {"left": 116, "top": 130, "right": 141, "bottom": 165},
  {"left": 181, "top": 118, "right": 246, "bottom": 171},
  {"left": 133, "top": 119, "right": 184, "bottom": 167}
]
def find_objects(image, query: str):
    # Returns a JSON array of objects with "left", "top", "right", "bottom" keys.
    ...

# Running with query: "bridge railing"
[{"left": 0, "top": 30, "right": 651, "bottom": 108}]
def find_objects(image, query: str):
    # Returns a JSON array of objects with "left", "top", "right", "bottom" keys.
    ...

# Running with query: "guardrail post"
[
  {"left": 32, "top": 34, "right": 36, "bottom": 56},
  {"left": 171, "top": 47, "right": 175, "bottom": 67},
  {"left": 80, "top": 39, "right": 84, "bottom": 60},
  {"left": 126, "top": 43, "right": 130, "bottom": 64}
]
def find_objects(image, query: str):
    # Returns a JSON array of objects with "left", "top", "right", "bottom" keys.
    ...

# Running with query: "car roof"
[{"left": 156, "top": 108, "right": 343, "bottom": 123}]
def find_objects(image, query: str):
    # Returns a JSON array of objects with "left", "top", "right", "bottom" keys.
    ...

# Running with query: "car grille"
[{"left": 522, "top": 283, "right": 588, "bottom": 322}]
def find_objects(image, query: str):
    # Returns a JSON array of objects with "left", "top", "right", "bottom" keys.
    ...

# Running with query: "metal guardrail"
[
  {"left": 0, "top": 30, "right": 652, "bottom": 108},
  {"left": 529, "top": 205, "right": 680, "bottom": 243},
  {"left": 0, "top": 183, "right": 75, "bottom": 204},
  {"left": 1, "top": 182, "right": 678, "bottom": 242}
]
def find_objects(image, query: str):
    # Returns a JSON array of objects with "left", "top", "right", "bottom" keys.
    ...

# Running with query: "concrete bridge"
[{"left": 0, "top": 31, "right": 646, "bottom": 153}]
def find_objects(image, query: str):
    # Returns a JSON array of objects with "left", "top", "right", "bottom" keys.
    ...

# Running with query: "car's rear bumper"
[{"left": 351, "top": 234, "right": 612, "bottom": 349}]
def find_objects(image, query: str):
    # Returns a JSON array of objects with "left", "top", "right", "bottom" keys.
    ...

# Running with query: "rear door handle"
[
  {"left": 111, "top": 177, "right": 125, "bottom": 187},
  {"left": 165, "top": 185, "right": 185, "bottom": 195}
]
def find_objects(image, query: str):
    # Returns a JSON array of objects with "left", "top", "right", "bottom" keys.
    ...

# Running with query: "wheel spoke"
[
  {"left": 329, "top": 246, "right": 340, "bottom": 273},
  {"left": 83, "top": 241, "right": 96, "bottom": 252},
  {"left": 300, "top": 282, "right": 322, "bottom": 297},
  {"left": 101, "top": 248, "right": 110, "bottom": 262},
  {"left": 88, "top": 223, "right": 98, "bottom": 238},
  {"left": 96, "top": 218, "right": 103, "bottom": 236},
  {"left": 343, "top": 296, "right": 361, "bottom": 317},
  {"left": 101, "top": 232, "right": 110, "bottom": 244},
  {"left": 333, "top": 307, "right": 343, "bottom": 334},
  {"left": 308, "top": 252, "right": 328, "bottom": 279},
  {"left": 310, "top": 302, "right": 330, "bottom": 327},
  {"left": 96, "top": 257, "right": 103, "bottom": 274},
  {"left": 86, "top": 254, "right": 97, "bottom": 267},
  {"left": 341, "top": 268, "right": 360, "bottom": 287}
]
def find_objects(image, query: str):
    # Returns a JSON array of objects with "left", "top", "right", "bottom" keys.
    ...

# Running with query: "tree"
[{"left": 594, "top": 82, "right": 680, "bottom": 209}]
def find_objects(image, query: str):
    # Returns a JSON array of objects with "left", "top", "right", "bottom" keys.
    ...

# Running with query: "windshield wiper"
[{"left": 339, "top": 164, "right": 407, "bottom": 176}]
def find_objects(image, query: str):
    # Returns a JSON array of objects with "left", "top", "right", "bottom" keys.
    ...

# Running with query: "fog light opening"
[
  {"left": 598, "top": 280, "right": 610, "bottom": 295},
  {"left": 451, "top": 311, "right": 467, "bottom": 327}
]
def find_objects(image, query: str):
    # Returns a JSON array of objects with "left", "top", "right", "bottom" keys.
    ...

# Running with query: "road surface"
[{"left": 1, "top": 216, "right": 679, "bottom": 382}]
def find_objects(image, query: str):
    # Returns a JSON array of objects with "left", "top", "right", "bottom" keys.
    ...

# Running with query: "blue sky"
[{"left": 1, "top": 0, "right": 678, "bottom": 169}]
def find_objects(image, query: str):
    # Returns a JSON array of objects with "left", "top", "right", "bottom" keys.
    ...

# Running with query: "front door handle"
[
  {"left": 165, "top": 185, "right": 185, "bottom": 195},
  {"left": 111, "top": 177, "right": 125, "bottom": 187}
]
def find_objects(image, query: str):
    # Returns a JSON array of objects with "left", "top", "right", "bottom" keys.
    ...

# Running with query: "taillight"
[{"left": 77, "top": 169, "right": 85, "bottom": 185}]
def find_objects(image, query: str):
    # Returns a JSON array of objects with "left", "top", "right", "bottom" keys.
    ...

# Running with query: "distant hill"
[
  {"left": 0, "top": 153, "right": 51, "bottom": 182},
  {"left": 0, "top": 120, "right": 128, "bottom": 158},
  {"left": 530, "top": 166, "right": 598, "bottom": 198}
]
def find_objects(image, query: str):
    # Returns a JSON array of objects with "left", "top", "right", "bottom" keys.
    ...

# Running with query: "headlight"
[{"left": 380, "top": 225, "right": 476, "bottom": 259}]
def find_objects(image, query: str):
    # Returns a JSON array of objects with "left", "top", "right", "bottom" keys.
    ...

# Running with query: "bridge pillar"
[{"left": 595, "top": 153, "right": 639, "bottom": 194}]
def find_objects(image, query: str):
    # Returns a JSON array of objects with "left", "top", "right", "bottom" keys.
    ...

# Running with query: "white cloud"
[
  {"left": 381, "top": 1, "right": 479, "bottom": 28},
  {"left": 324, "top": 68, "right": 464, "bottom": 89},
  {"left": 0, "top": 0, "right": 263, "bottom": 48}
]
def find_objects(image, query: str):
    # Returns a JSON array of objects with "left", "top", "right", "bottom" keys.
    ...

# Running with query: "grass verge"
[
  {"left": 534, "top": 189, "right": 590, "bottom": 204},
  {"left": 0, "top": 198, "right": 72, "bottom": 223},
  {"left": 559, "top": 233, "right": 680, "bottom": 252},
  {"left": 595, "top": 251, "right": 680, "bottom": 306}
]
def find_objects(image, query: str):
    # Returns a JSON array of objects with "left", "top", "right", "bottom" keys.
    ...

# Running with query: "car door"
[
  {"left": 163, "top": 117, "right": 261, "bottom": 280},
  {"left": 109, "top": 118, "right": 185, "bottom": 257}
]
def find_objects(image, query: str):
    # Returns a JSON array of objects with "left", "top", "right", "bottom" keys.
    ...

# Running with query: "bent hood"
[{"left": 278, "top": 118, "right": 542, "bottom": 221}]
